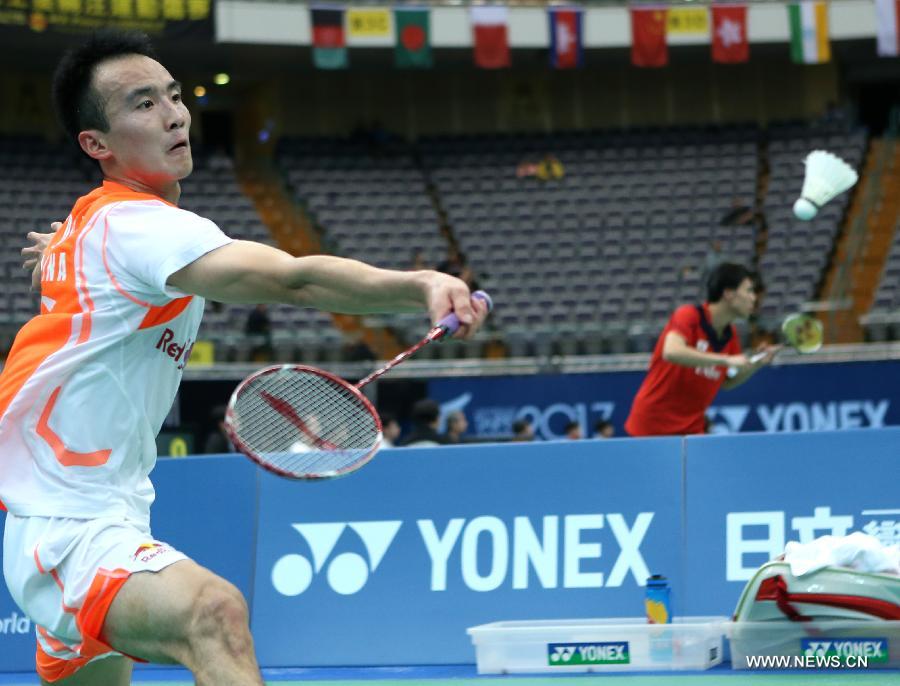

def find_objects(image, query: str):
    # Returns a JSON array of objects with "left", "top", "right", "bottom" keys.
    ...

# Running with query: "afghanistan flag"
[{"left": 311, "top": 7, "right": 347, "bottom": 69}]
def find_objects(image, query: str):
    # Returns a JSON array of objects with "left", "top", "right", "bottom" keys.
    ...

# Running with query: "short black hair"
[
  {"left": 52, "top": 29, "right": 157, "bottom": 143},
  {"left": 706, "top": 262, "right": 753, "bottom": 303},
  {"left": 511, "top": 419, "right": 531, "bottom": 434},
  {"left": 411, "top": 398, "right": 440, "bottom": 425}
]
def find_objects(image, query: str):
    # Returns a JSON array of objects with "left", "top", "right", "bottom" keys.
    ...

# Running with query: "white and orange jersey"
[{"left": 0, "top": 181, "right": 231, "bottom": 521}]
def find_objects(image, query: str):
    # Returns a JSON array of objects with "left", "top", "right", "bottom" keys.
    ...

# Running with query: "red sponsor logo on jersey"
[
  {"left": 133, "top": 542, "right": 169, "bottom": 564},
  {"left": 156, "top": 328, "right": 195, "bottom": 370}
]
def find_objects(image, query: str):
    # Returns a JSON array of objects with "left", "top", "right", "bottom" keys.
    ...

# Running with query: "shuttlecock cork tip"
[
  {"left": 793, "top": 150, "right": 858, "bottom": 221},
  {"left": 793, "top": 197, "right": 818, "bottom": 221}
]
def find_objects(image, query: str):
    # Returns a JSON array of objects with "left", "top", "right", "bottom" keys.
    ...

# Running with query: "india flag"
[
  {"left": 875, "top": 0, "right": 900, "bottom": 56},
  {"left": 788, "top": 2, "right": 830, "bottom": 64}
]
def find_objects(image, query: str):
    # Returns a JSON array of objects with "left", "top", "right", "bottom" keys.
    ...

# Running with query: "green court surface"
[
  {"left": 4, "top": 668, "right": 900, "bottom": 685},
  {"left": 165, "top": 676, "right": 898, "bottom": 686},
  {"left": 140, "top": 675, "right": 900, "bottom": 686}
]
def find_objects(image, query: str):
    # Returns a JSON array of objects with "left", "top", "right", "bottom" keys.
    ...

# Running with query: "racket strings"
[
  {"left": 783, "top": 315, "right": 823, "bottom": 353},
  {"left": 230, "top": 369, "right": 380, "bottom": 477}
]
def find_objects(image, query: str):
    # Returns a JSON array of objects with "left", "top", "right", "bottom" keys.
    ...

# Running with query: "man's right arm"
[
  {"left": 166, "top": 240, "right": 487, "bottom": 338},
  {"left": 662, "top": 331, "right": 749, "bottom": 370}
]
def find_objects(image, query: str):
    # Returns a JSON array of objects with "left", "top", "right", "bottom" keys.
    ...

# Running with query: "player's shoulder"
[
  {"left": 671, "top": 303, "right": 700, "bottom": 322},
  {"left": 105, "top": 198, "right": 218, "bottom": 231}
]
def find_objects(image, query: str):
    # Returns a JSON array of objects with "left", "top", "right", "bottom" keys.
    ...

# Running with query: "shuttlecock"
[{"left": 792, "top": 150, "right": 859, "bottom": 221}]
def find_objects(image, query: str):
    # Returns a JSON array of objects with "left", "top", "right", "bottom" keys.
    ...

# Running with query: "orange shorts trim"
[
  {"left": 35, "top": 567, "right": 131, "bottom": 683},
  {"left": 36, "top": 642, "right": 90, "bottom": 683}
]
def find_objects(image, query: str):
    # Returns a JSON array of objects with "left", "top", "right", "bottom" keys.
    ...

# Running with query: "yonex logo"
[
  {"left": 804, "top": 641, "right": 832, "bottom": 657},
  {"left": 548, "top": 642, "right": 630, "bottom": 666},
  {"left": 802, "top": 638, "right": 888, "bottom": 663},
  {"left": 272, "top": 521, "right": 401, "bottom": 596}
]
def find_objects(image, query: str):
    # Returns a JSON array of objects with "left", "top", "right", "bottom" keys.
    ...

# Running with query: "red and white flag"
[
  {"left": 711, "top": 5, "right": 749, "bottom": 64},
  {"left": 471, "top": 6, "right": 510, "bottom": 68},
  {"left": 876, "top": 0, "right": 900, "bottom": 56},
  {"left": 630, "top": 7, "right": 668, "bottom": 68}
]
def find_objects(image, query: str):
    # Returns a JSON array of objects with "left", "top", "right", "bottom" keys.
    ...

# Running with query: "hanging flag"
[
  {"left": 630, "top": 7, "right": 668, "bottom": 68},
  {"left": 347, "top": 8, "right": 391, "bottom": 40},
  {"left": 311, "top": 7, "right": 347, "bottom": 69},
  {"left": 471, "top": 6, "right": 510, "bottom": 69},
  {"left": 666, "top": 7, "right": 709, "bottom": 36},
  {"left": 395, "top": 7, "right": 432, "bottom": 68},
  {"left": 788, "top": 2, "right": 830, "bottom": 64},
  {"left": 548, "top": 8, "right": 583, "bottom": 69},
  {"left": 711, "top": 5, "right": 749, "bottom": 64},
  {"left": 875, "top": 0, "right": 900, "bottom": 56}
]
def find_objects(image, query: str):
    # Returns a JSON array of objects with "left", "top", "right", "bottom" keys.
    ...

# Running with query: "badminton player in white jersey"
[{"left": 1, "top": 30, "right": 488, "bottom": 686}]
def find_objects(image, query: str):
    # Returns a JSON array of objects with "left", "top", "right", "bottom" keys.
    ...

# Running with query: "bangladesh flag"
[{"left": 394, "top": 8, "right": 431, "bottom": 68}]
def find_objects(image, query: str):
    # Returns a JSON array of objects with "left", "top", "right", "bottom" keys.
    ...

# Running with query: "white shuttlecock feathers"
[{"left": 793, "top": 150, "right": 859, "bottom": 221}]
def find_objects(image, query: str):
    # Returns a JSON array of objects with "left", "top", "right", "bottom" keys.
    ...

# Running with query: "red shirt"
[{"left": 625, "top": 303, "right": 741, "bottom": 436}]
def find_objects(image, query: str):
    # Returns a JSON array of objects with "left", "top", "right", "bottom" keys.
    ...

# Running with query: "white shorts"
[{"left": 2, "top": 514, "right": 187, "bottom": 682}]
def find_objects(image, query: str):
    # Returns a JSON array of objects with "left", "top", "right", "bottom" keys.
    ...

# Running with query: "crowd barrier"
[
  {"left": 2, "top": 427, "right": 898, "bottom": 671},
  {"left": 429, "top": 359, "right": 900, "bottom": 439}
]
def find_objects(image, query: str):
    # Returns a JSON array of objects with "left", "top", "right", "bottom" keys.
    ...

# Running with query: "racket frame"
[
  {"left": 747, "top": 313, "right": 823, "bottom": 364},
  {"left": 224, "top": 364, "right": 383, "bottom": 480}
]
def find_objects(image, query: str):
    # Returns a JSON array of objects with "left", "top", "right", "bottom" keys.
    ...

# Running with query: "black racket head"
[{"left": 225, "top": 365, "right": 383, "bottom": 480}]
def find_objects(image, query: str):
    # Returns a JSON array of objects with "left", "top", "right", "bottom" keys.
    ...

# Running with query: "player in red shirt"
[{"left": 625, "top": 263, "right": 777, "bottom": 436}]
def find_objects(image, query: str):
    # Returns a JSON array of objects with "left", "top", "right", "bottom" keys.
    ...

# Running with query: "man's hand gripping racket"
[
  {"left": 224, "top": 291, "right": 493, "bottom": 480},
  {"left": 727, "top": 312, "right": 822, "bottom": 377}
]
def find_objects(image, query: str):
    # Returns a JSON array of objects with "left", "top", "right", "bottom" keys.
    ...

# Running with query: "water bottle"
[
  {"left": 645, "top": 574, "right": 673, "bottom": 664},
  {"left": 645, "top": 574, "right": 671, "bottom": 624}
]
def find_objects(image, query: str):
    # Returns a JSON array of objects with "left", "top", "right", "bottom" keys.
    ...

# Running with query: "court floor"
[{"left": 3, "top": 665, "right": 900, "bottom": 685}]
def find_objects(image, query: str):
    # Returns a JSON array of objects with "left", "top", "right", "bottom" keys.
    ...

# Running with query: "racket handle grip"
[
  {"left": 436, "top": 290, "right": 493, "bottom": 337},
  {"left": 726, "top": 350, "right": 769, "bottom": 378}
]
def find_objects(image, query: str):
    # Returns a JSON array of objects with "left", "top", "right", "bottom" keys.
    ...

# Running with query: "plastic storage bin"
[
  {"left": 467, "top": 616, "right": 728, "bottom": 674},
  {"left": 728, "top": 620, "right": 900, "bottom": 670}
]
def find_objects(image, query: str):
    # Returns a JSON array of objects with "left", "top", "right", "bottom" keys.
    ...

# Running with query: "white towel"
[{"left": 783, "top": 532, "right": 900, "bottom": 577}]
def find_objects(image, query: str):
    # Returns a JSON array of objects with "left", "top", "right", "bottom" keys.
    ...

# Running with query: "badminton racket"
[
  {"left": 224, "top": 291, "right": 493, "bottom": 480},
  {"left": 727, "top": 312, "right": 822, "bottom": 378},
  {"left": 748, "top": 312, "right": 823, "bottom": 363}
]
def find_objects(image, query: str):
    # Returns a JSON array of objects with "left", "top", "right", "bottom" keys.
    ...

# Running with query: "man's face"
[
  {"left": 88, "top": 54, "right": 192, "bottom": 187},
  {"left": 384, "top": 420, "right": 401, "bottom": 441},
  {"left": 725, "top": 277, "right": 757, "bottom": 318}
]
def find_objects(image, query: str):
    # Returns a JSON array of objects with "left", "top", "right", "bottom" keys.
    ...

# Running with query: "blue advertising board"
[
  {"left": 3, "top": 428, "right": 899, "bottom": 673},
  {"left": 251, "top": 440, "right": 683, "bottom": 666},
  {"left": 0, "top": 512, "right": 35, "bottom": 672},
  {"left": 682, "top": 427, "right": 900, "bottom": 617},
  {"left": 151, "top": 455, "right": 258, "bottom": 601},
  {"left": 429, "top": 360, "right": 900, "bottom": 440}
]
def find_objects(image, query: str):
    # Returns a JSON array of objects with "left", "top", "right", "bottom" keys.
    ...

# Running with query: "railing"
[
  {"left": 179, "top": 341, "right": 900, "bottom": 381},
  {"left": 825, "top": 111, "right": 899, "bottom": 338}
]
